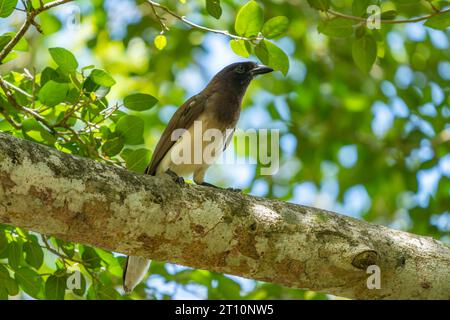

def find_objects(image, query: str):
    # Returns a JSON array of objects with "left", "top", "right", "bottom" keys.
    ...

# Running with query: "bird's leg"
[
  {"left": 165, "top": 169, "right": 184, "bottom": 185},
  {"left": 227, "top": 187, "right": 242, "bottom": 193},
  {"left": 200, "top": 181, "right": 220, "bottom": 189},
  {"left": 200, "top": 182, "right": 241, "bottom": 193}
]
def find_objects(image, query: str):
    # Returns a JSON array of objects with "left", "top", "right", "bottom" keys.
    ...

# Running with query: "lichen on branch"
[{"left": 0, "top": 132, "right": 449, "bottom": 299}]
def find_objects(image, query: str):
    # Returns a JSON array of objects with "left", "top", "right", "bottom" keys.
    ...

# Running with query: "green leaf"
[
  {"left": 2, "top": 32, "right": 27, "bottom": 51},
  {"left": 306, "top": 0, "right": 330, "bottom": 11},
  {"left": 14, "top": 267, "right": 43, "bottom": 298},
  {"left": 55, "top": 239, "right": 75, "bottom": 258},
  {"left": 2, "top": 51, "right": 17, "bottom": 63},
  {"left": 355, "top": 25, "right": 366, "bottom": 38},
  {"left": 230, "top": 39, "right": 250, "bottom": 58},
  {"left": 45, "top": 274, "right": 66, "bottom": 300},
  {"left": 82, "top": 76, "right": 111, "bottom": 100},
  {"left": 0, "top": 231, "right": 7, "bottom": 256},
  {"left": 22, "top": 118, "right": 47, "bottom": 134},
  {"left": 23, "top": 241, "right": 44, "bottom": 269},
  {"left": 70, "top": 270, "right": 86, "bottom": 296},
  {"left": 123, "top": 93, "right": 158, "bottom": 111},
  {"left": 352, "top": 0, "right": 372, "bottom": 17},
  {"left": 89, "top": 69, "right": 116, "bottom": 87},
  {"left": 188, "top": 269, "right": 211, "bottom": 286},
  {"left": 352, "top": 34, "right": 377, "bottom": 73},
  {"left": 424, "top": 11, "right": 450, "bottom": 30},
  {"left": 0, "top": 33, "right": 26, "bottom": 53},
  {"left": 318, "top": 18, "right": 354, "bottom": 37},
  {"left": 95, "top": 248, "right": 123, "bottom": 277},
  {"left": 255, "top": 40, "right": 289, "bottom": 75},
  {"left": 38, "top": 12, "right": 62, "bottom": 35},
  {"left": 0, "top": 287, "right": 7, "bottom": 299},
  {"left": 115, "top": 115, "right": 145, "bottom": 145},
  {"left": 102, "top": 136, "right": 124, "bottom": 157},
  {"left": 262, "top": 16, "right": 289, "bottom": 39},
  {"left": 48, "top": 47, "right": 78, "bottom": 73},
  {"left": 38, "top": 80, "right": 70, "bottom": 107},
  {"left": 0, "top": 0, "right": 18, "bottom": 18},
  {"left": 71, "top": 273, "right": 86, "bottom": 297},
  {"left": 81, "top": 247, "right": 101, "bottom": 268},
  {"left": 40, "top": 67, "right": 59, "bottom": 86},
  {"left": 7, "top": 241, "right": 22, "bottom": 270},
  {"left": 81, "top": 64, "right": 95, "bottom": 72},
  {"left": 235, "top": 0, "right": 264, "bottom": 37},
  {"left": 0, "top": 34, "right": 12, "bottom": 51},
  {"left": 0, "top": 265, "right": 19, "bottom": 296},
  {"left": 380, "top": 10, "right": 398, "bottom": 20},
  {"left": 217, "top": 276, "right": 241, "bottom": 299},
  {"left": 154, "top": 35, "right": 167, "bottom": 50},
  {"left": 125, "top": 148, "right": 152, "bottom": 172},
  {"left": 206, "top": 0, "right": 222, "bottom": 19},
  {"left": 96, "top": 285, "right": 118, "bottom": 300}
]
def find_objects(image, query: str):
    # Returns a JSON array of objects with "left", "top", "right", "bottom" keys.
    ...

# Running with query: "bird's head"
[{"left": 209, "top": 61, "right": 273, "bottom": 94}]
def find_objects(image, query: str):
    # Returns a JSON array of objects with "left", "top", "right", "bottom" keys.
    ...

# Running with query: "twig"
[
  {"left": 146, "top": 0, "right": 259, "bottom": 41},
  {"left": 148, "top": 0, "right": 169, "bottom": 31},
  {"left": 0, "top": 76, "right": 24, "bottom": 110},
  {"left": 30, "top": 68, "right": 37, "bottom": 109},
  {"left": 41, "top": 236, "right": 101, "bottom": 284},
  {"left": 0, "top": 0, "right": 73, "bottom": 63},
  {"left": 0, "top": 111, "right": 22, "bottom": 129},
  {"left": 327, "top": 8, "right": 450, "bottom": 25},
  {"left": 0, "top": 75, "right": 55, "bottom": 131},
  {"left": 426, "top": 0, "right": 441, "bottom": 13},
  {"left": 54, "top": 91, "right": 87, "bottom": 128},
  {"left": 2, "top": 78, "right": 33, "bottom": 98}
]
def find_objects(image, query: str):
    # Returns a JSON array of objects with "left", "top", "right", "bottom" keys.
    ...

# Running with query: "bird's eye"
[{"left": 235, "top": 65, "right": 246, "bottom": 74}]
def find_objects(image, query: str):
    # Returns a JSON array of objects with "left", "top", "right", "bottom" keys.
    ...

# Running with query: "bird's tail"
[{"left": 123, "top": 256, "right": 150, "bottom": 293}]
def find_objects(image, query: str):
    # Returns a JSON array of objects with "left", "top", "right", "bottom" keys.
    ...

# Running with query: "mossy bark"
[{"left": 0, "top": 132, "right": 449, "bottom": 299}]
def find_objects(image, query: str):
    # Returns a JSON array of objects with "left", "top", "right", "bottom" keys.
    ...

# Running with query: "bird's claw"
[
  {"left": 175, "top": 176, "right": 185, "bottom": 185},
  {"left": 200, "top": 182, "right": 219, "bottom": 189},
  {"left": 165, "top": 169, "right": 184, "bottom": 185},
  {"left": 199, "top": 182, "right": 241, "bottom": 193}
]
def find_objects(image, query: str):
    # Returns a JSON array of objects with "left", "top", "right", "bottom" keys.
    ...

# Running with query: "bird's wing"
[{"left": 145, "top": 93, "right": 208, "bottom": 175}]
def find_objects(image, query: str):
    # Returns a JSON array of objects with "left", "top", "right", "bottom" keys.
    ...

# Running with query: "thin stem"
[
  {"left": 146, "top": 0, "right": 258, "bottom": 41},
  {"left": 0, "top": 111, "right": 22, "bottom": 129},
  {"left": 31, "top": 68, "right": 37, "bottom": 109},
  {"left": 0, "top": 0, "right": 73, "bottom": 63},
  {"left": 2, "top": 78, "right": 33, "bottom": 98},
  {"left": 149, "top": 0, "right": 169, "bottom": 31},
  {"left": 54, "top": 90, "right": 87, "bottom": 128},
  {"left": 0, "top": 75, "right": 55, "bottom": 131},
  {"left": 327, "top": 8, "right": 450, "bottom": 25}
]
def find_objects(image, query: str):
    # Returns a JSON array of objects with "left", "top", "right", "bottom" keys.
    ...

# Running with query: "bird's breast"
[
  {"left": 156, "top": 113, "right": 235, "bottom": 176},
  {"left": 206, "top": 91, "right": 242, "bottom": 128}
]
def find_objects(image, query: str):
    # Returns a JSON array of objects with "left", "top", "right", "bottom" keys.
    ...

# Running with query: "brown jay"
[{"left": 123, "top": 61, "right": 273, "bottom": 293}]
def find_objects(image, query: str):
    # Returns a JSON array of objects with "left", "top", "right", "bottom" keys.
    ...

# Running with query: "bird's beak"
[{"left": 251, "top": 64, "right": 274, "bottom": 76}]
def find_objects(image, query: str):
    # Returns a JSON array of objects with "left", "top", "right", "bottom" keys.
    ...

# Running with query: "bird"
[{"left": 123, "top": 61, "right": 273, "bottom": 293}]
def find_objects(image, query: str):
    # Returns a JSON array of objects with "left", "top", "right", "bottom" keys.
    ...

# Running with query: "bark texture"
[{"left": 0, "top": 132, "right": 449, "bottom": 299}]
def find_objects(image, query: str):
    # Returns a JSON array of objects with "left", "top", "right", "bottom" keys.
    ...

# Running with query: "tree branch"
[
  {"left": 0, "top": 0, "right": 73, "bottom": 63},
  {"left": 327, "top": 8, "right": 450, "bottom": 25},
  {"left": 0, "top": 133, "right": 449, "bottom": 299},
  {"left": 147, "top": 0, "right": 259, "bottom": 42}
]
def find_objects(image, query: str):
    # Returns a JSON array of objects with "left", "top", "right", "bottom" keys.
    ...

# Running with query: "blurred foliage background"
[{"left": 0, "top": 0, "right": 449, "bottom": 300}]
